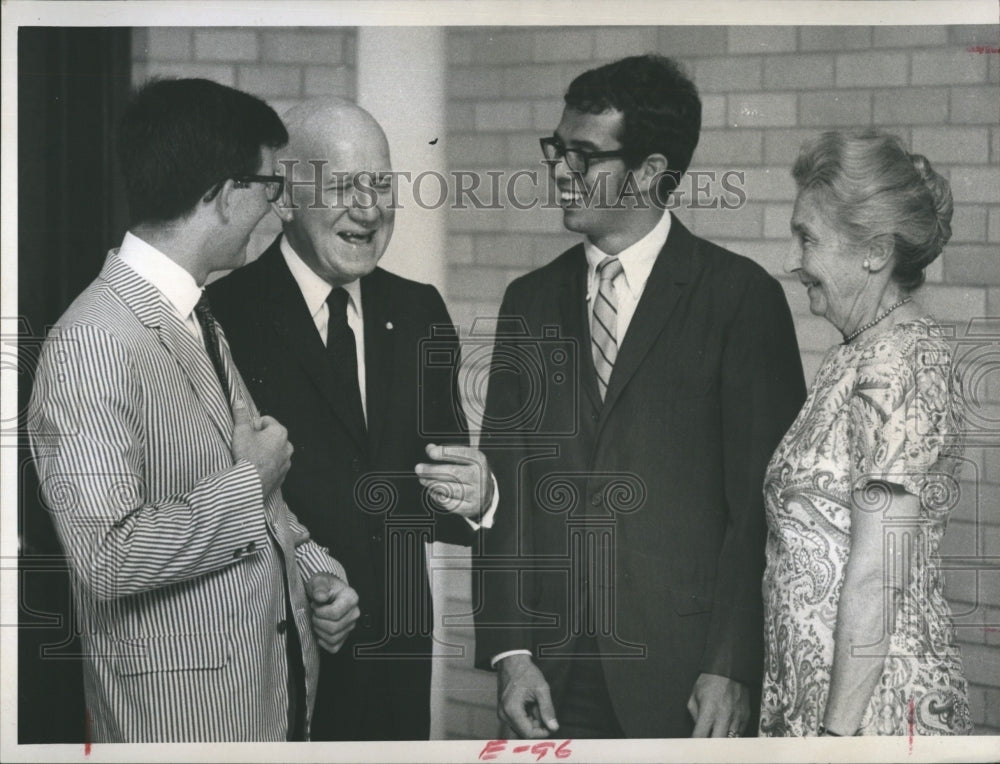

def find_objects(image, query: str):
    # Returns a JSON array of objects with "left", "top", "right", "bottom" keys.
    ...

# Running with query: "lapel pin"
[{"left": 386, "top": 321, "right": 393, "bottom": 331}]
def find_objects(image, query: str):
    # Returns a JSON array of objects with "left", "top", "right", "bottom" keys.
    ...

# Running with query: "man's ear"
[
  {"left": 272, "top": 181, "right": 294, "bottom": 223},
  {"left": 866, "top": 234, "right": 895, "bottom": 273},
  {"left": 639, "top": 153, "right": 669, "bottom": 196},
  {"left": 204, "top": 179, "right": 237, "bottom": 223}
]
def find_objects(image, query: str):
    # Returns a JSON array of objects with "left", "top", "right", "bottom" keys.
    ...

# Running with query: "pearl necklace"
[{"left": 842, "top": 297, "right": 912, "bottom": 344}]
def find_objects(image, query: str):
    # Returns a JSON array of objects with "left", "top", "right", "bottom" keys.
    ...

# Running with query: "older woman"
[{"left": 760, "top": 131, "right": 972, "bottom": 737}]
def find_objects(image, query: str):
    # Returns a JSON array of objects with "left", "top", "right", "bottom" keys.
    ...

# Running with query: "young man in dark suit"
[
  {"left": 209, "top": 98, "right": 496, "bottom": 741},
  {"left": 474, "top": 55, "right": 807, "bottom": 739}
]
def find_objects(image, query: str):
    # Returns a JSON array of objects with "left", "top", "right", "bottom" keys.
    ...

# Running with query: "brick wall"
[
  {"left": 129, "top": 25, "right": 999, "bottom": 739},
  {"left": 444, "top": 25, "right": 1000, "bottom": 738}
]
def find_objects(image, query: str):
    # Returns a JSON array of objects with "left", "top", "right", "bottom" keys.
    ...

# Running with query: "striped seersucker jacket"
[{"left": 27, "top": 251, "right": 348, "bottom": 742}]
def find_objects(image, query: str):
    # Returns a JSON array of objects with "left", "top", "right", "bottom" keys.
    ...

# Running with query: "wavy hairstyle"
[{"left": 791, "top": 130, "right": 953, "bottom": 290}]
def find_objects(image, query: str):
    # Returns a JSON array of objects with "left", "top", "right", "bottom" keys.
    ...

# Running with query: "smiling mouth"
[
  {"left": 338, "top": 231, "right": 376, "bottom": 245},
  {"left": 558, "top": 188, "right": 583, "bottom": 206}
]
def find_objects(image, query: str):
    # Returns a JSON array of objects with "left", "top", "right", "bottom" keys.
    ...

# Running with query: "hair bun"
[{"left": 909, "top": 152, "right": 953, "bottom": 252}]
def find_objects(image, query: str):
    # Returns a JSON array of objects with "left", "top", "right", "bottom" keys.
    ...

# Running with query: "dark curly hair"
[{"left": 564, "top": 54, "right": 701, "bottom": 199}]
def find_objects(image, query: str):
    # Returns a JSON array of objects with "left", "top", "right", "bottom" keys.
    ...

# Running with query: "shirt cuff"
[
  {"left": 464, "top": 472, "right": 499, "bottom": 531},
  {"left": 490, "top": 649, "right": 532, "bottom": 668}
]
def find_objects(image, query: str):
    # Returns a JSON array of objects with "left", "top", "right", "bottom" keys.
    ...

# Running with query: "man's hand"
[
  {"left": 686, "top": 673, "right": 750, "bottom": 737},
  {"left": 416, "top": 443, "right": 494, "bottom": 520},
  {"left": 306, "top": 572, "right": 360, "bottom": 654},
  {"left": 496, "top": 654, "right": 559, "bottom": 739},
  {"left": 232, "top": 406, "right": 293, "bottom": 497}
]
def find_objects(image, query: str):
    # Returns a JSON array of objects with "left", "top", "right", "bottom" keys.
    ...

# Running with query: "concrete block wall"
[
  {"left": 444, "top": 25, "right": 1000, "bottom": 738},
  {"left": 129, "top": 24, "right": 999, "bottom": 739}
]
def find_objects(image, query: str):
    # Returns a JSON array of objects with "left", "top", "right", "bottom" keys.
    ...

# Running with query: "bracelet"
[{"left": 818, "top": 725, "right": 841, "bottom": 737}]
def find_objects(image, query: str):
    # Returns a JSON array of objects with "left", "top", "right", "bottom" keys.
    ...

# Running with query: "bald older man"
[{"left": 208, "top": 98, "right": 496, "bottom": 741}]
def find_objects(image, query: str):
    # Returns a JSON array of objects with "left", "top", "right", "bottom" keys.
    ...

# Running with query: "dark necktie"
[
  {"left": 326, "top": 287, "right": 366, "bottom": 434},
  {"left": 196, "top": 296, "right": 305, "bottom": 739},
  {"left": 193, "top": 293, "right": 231, "bottom": 407}
]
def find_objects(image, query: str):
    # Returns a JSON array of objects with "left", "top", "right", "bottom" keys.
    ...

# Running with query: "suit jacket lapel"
[
  {"left": 600, "top": 217, "right": 694, "bottom": 418},
  {"left": 101, "top": 252, "right": 235, "bottom": 445},
  {"left": 258, "top": 240, "right": 369, "bottom": 454},
  {"left": 557, "top": 245, "right": 602, "bottom": 412},
  {"left": 361, "top": 271, "right": 394, "bottom": 460}
]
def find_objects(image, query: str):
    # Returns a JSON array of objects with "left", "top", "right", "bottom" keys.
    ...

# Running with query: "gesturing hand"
[
  {"left": 687, "top": 673, "right": 750, "bottom": 737},
  {"left": 306, "top": 572, "right": 360, "bottom": 654},
  {"left": 496, "top": 654, "right": 559, "bottom": 739},
  {"left": 231, "top": 405, "right": 293, "bottom": 497},
  {"left": 415, "top": 443, "right": 494, "bottom": 520}
]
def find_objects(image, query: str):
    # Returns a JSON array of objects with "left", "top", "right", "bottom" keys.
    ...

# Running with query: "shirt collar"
[
  {"left": 280, "top": 235, "right": 362, "bottom": 319},
  {"left": 117, "top": 231, "right": 203, "bottom": 321},
  {"left": 583, "top": 210, "right": 672, "bottom": 299}
]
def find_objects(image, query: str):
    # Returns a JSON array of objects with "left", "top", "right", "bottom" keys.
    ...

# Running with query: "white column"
[
  {"left": 356, "top": 28, "right": 447, "bottom": 292},
  {"left": 356, "top": 27, "right": 453, "bottom": 741}
]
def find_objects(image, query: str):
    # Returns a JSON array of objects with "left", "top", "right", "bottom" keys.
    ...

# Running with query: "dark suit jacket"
[
  {"left": 474, "top": 217, "right": 806, "bottom": 738},
  {"left": 209, "top": 236, "right": 473, "bottom": 740}
]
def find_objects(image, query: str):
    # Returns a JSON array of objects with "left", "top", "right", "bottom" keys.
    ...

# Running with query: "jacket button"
[
  {"left": 370, "top": 533, "right": 382, "bottom": 544},
  {"left": 277, "top": 619, "right": 288, "bottom": 634},
  {"left": 233, "top": 548, "right": 243, "bottom": 559},
  {"left": 591, "top": 492, "right": 603, "bottom": 507},
  {"left": 246, "top": 540, "right": 256, "bottom": 554},
  {"left": 591, "top": 411, "right": 599, "bottom": 422}
]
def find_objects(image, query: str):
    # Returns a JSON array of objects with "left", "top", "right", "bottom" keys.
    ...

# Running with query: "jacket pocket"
[{"left": 112, "top": 632, "right": 232, "bottom": 677}]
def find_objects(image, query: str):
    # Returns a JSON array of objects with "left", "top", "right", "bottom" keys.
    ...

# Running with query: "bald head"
[
  {"left": 281, "top": 97, "right": 390, "bottom": 176},
  {"left": 275, "top": 97, "right": 396, "bottom": 288}
]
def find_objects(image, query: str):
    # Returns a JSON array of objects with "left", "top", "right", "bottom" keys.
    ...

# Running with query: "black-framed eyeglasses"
[
  {"left": 539, "top": 137, "right": 628, "bottom": 175},
  {"left": 204, "top": 174, "right": 285, "bottom": 203}
]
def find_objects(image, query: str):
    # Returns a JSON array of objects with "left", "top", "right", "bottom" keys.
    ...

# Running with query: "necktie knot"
[
  {"left": 194, "top": 292, "right": 214, "bottom": 322},
  {"left": 597, "top": 256, "right": 623, "bottom": 284},
  {"left": 193, "top": 292, "right": 230, "bottom": 408},
  {"left": 326, "top": 287, "right": 350, "bottom": 320}
]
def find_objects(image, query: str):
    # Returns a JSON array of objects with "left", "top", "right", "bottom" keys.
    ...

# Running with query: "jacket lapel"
[
  {"left": 599, "top": 217, "right": 694, "bottom": 420},
  {"left": 257, "top": 240, "right": 370, "bottom": 454},
  {"left": 557, "top": 245, "right": 602, "bottom": 412},
  {"left": 361, "top": 271, "right": 395, "bottom": 460},
  {"left": 100, "top": 252, "right": 235, "bottom": 446}
]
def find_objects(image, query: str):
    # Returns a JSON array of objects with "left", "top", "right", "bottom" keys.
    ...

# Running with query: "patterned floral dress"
[{"left": 759, "top": 318, "right": 972, "bottom": 736}]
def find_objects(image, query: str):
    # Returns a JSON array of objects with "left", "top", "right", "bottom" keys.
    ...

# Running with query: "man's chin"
[{"left": 561, "top": 207, "right": 589, "bottom": 232}]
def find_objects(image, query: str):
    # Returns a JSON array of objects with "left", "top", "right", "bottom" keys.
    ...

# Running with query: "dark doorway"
[{"left": 17, "top": 26, "right": 132, "bottom": 744}]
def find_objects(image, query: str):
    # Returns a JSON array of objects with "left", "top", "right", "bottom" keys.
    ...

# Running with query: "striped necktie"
[
  {"left": 591, "top": 256, "right": 624, "bottom": 401},
  {"left": 193, "top": 293, "right": 231, "bottom": 408}
]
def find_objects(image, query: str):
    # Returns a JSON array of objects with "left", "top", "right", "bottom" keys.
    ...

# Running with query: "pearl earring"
[{"left": 863, "top": 259, "right": 871, "bottom": 270}]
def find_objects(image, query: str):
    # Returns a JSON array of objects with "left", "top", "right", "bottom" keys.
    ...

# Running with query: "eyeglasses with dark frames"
[
  {"left": 203, "top": 174, "right": 285, "bottom": 204},
  {"left": 539, "top": 137, "right": 628, "bottom": 175}
]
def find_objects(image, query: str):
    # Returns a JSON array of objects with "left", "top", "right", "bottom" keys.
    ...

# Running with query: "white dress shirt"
[
  {"left": 583, "top": 209, "right": 672, "bottom": 344},
  {"left": 281, "top": 236, "right": 367, "bottom": 419},
  {"left": 280, "top": 236, "right": 496, "bottom": 531},
  {"left": 117, "top": 231, "right": 205, "bottom": 342},
  {"left": 491, "top": 210, "right": 673, "bottom": 668}
]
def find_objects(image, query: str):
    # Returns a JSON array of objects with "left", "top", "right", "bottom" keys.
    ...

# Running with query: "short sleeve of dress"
[{"left": 846, "top": 325, "right": 963, "bottom": 503}]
